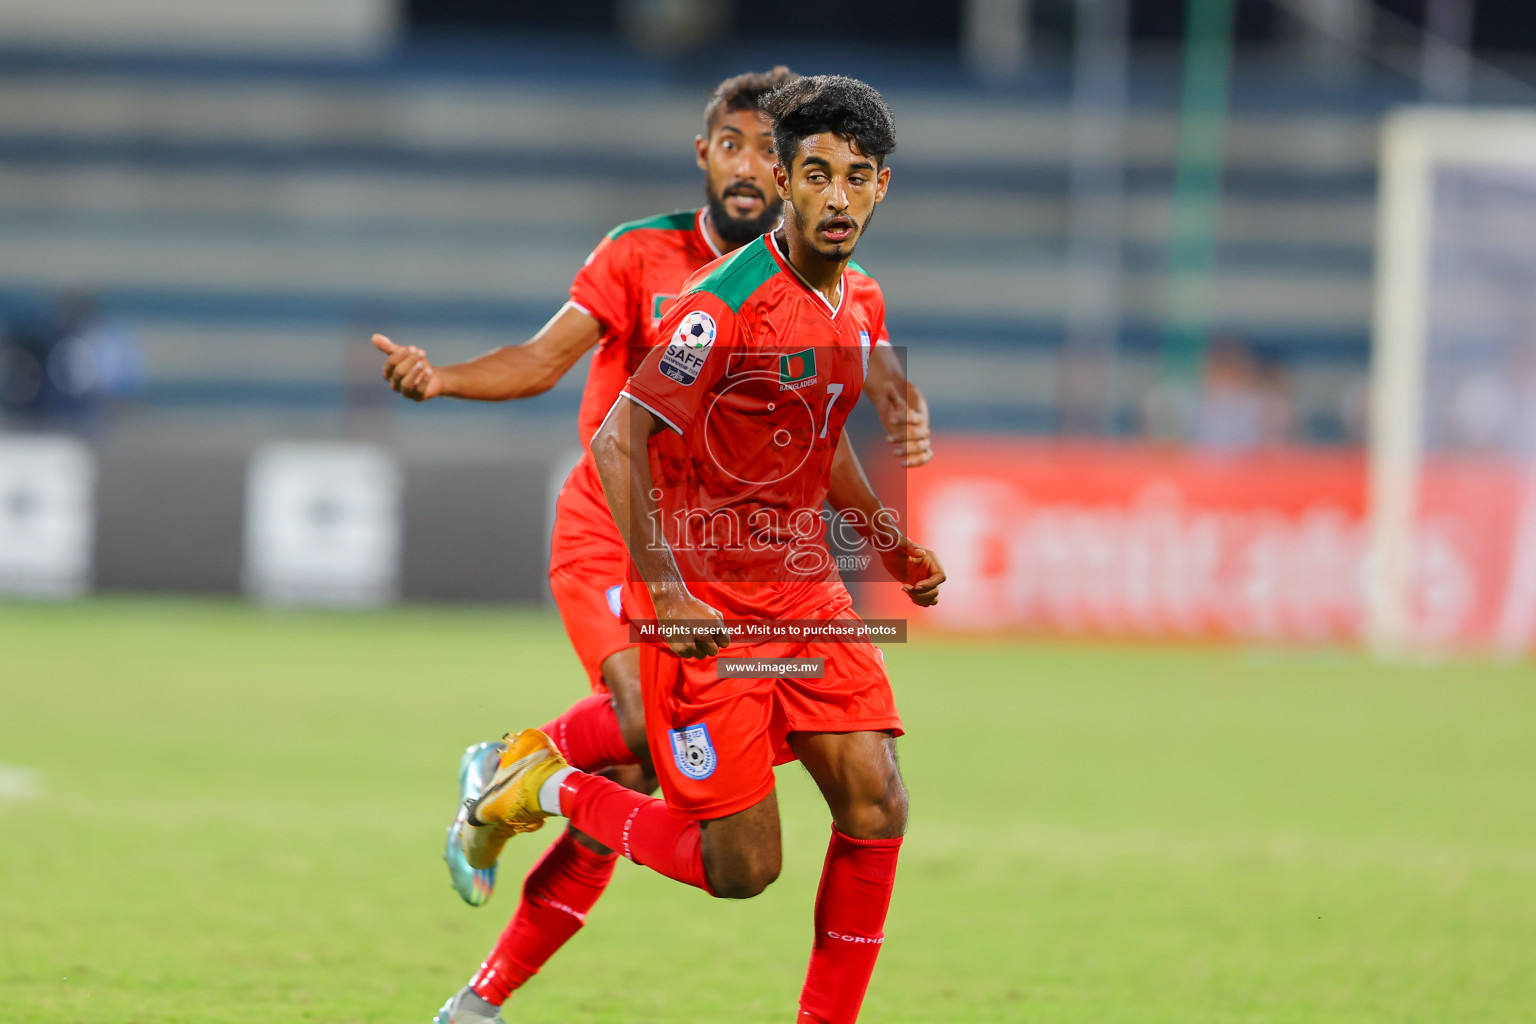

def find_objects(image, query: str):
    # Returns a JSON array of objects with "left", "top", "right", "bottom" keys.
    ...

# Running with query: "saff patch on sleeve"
[
  {"left": 658, "top": 311, "right": 716, "bottom": 386},
  {"left": 669, "top": 722, "right": 717, "bottom": 780}
]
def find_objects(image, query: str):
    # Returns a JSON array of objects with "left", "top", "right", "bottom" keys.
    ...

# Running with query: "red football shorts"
[
  {"left": 640, "top": 601, "right": 904, "bottom": 821},
  {"left": 548, "top": 455, "right": 634, "bottom": 692}
]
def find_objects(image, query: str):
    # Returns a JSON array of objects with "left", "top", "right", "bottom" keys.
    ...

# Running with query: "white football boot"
[{"left": 432, "top": 986, "right": 505, "bottom": 1024}]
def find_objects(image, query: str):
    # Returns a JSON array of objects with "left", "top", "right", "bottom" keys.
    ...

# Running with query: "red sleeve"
[
  {"left": 621, "top": 292, "right": 736, "bottom": 434},
  {"left": 569, "top": 234, "right": 637, "bottom": 341}
]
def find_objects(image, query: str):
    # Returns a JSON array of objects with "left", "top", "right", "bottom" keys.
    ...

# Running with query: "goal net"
[{"left": 1370, "top": 109, "right": 1536, "bottom": 656}]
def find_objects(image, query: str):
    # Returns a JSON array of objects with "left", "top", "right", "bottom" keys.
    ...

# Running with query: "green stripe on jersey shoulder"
[
  {"left": 847, "top": 259, "right": 871, "bottom": 277},
  {"left": 606, "top": 210, "right": 698, "bottom": 241},
  {"left": 690, "top": 236, "right": 780, "bottom": 312}
]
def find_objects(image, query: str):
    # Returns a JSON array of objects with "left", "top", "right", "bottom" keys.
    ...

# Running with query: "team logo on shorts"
[
  {"left": 659, "top": 311, "right": 716, "bottom": 386},
  {"left": 669, "top": 723, "right": 717, "bottom": 780},
  {"left": 605, "top": 584, "right": 624, "bottom": 619}
]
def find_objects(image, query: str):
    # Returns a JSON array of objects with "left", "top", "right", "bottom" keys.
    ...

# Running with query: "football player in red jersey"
[
  {"left": 371, "top": 69, "right": 933, "bottom": 1024},
  {"left": 465, "top": 75, "right": 943, "bottom": 1024}
]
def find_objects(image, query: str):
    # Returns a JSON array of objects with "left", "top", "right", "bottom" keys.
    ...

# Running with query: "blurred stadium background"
[
  {"left": 7, "top": 0, "right": 1536, "bottom": 650},
  {"left": 7, "top": 2, "right": 1536, "bottom": 1022}
]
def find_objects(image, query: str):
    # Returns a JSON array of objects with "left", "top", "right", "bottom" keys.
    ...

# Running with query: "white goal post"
[{"left": 1370, "top": 108, "right": 1536, "bottom": 656}]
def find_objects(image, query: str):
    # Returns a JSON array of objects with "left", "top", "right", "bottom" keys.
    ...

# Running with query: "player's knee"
[
  {"left": 700, "top": 795, "right": 783, "bottom": 898},
  {"left": 842, "top": 779, "right": 909, "bottom": 840},
  {"left": 879, "top": 783, "right": 911, "bottom": 836},
  {"left": 706, "top": 849, "right": 781, "bottom": 900}
]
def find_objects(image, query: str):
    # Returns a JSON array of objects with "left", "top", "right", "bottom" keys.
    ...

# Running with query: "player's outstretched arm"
[
  {"left": 827, "top": 432, "right": 944, "bottom": 607},
  {"left": 865, "top": 343, "right": 933, "bottom": 467},
  {"left": 371, "top": 303, "right": 602, "bottom": 402},
  {"left": 589, "top": 396, "right": 730, "bottom": 658}
]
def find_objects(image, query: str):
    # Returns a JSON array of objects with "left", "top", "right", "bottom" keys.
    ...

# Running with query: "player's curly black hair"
[
  {"left": 760, "top": 75, "right": 897, "bottom": 171},
  {"left": 703, "top": 66, "right": 800, "bottom": 134}
]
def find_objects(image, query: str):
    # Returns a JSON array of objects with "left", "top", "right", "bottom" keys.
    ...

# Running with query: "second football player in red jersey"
[
  {"left": 370, "top": 69, "right": 933, "bottom": 1024},
  {"left": 464, "top": 75, "right": 945, "bottom": 1024}
]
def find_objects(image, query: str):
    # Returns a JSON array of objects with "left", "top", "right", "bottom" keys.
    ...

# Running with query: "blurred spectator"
[
  {"left": 1193, "top": 336, "right": 1293, "bottom": 451},
  {"left": 0, "top": 292, "right": 144, "bottom": 433},
  {"left": 1442, "top": 345, "right": 1536, "bottom": 457}
]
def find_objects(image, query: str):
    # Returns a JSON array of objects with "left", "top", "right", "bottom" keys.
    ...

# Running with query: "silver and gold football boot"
[{"left": 443, "top": 740, "right": 504, "bottom": 906}]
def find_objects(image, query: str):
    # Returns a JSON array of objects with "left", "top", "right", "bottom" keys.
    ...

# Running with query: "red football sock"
[
  {"left": 560, "top": 771, "right": 714, "bottom": 894},
  {"left": 797, "top": 827, "right": 903, "bottom": 1024},
  {"left": 540, "top": 693, "right": 636, "bottom": 772},
  {"left": 469, "top": 828, "right": 618, "bottom": 1005}
]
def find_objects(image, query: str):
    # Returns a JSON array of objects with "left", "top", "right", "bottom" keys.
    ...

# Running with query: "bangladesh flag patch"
[
  {"left": 779, "top": 348, "right": 818, "bottom": 391},
  {"left": 650, "top": 293, "right": 677, "bottom": 325}
]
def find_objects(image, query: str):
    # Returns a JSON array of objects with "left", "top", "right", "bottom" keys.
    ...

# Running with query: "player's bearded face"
[
  {"left": 777, "top": 133, "right": 889, "bottom": 264},
  {"left": 699, "top": 110, "right": 783, "bottom": 244},
  {"left": 706, "top": 172, "right": 783, "bottom": 244}
]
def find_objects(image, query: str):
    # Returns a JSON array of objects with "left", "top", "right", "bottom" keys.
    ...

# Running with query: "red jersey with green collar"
[
  {"left": 620, "top": 232, "right": 890, "bottom": 620},
  {"left": 568, "top": 208, "right": 723, "bottom": 447}
]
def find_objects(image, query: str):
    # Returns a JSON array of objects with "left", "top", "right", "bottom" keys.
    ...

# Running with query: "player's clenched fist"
[
  {"left": 651, "top": 587, "right": 732, "bottom": 659},
  {"left": 880, "top": 539, "right": 945, "bottom": 607},
  {"left": 373, "top": 333, "right": 445, "bottom": 402}
]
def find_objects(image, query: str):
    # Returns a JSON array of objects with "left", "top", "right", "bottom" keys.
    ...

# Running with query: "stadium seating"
[{"left": 0, "top": 44, "right": 1395, "bottom": 438}]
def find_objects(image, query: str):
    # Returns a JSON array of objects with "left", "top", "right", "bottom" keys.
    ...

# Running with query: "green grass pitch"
[{"left": 3, "top": 598, "right": 1536, "bottom": 1023}]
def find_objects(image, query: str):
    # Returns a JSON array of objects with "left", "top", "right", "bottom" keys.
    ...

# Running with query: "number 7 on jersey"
[{"left": 819, "top": 383, "right": 844, "bottom": 439}]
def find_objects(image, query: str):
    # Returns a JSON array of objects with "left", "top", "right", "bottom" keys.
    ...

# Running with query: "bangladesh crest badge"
[{"left": 669, "top": 723, "right": 717, "bottom": 780}]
